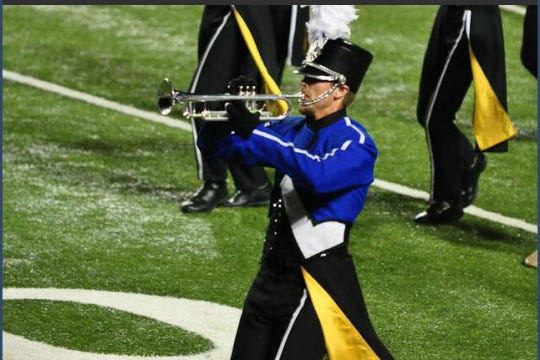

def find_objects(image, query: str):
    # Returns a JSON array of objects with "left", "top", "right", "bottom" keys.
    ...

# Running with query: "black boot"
[
  {"left": 224, "top": 182, "right": 272, "bottom": 207},
  {"left": 461, "top": 152, "right": 487, "bottom": 207},
  {"left": 180, "top": 181, "right": 228, "bottom": 213},
  {"left": 414, "top": 200, "right": 464, "bottom": 225}
]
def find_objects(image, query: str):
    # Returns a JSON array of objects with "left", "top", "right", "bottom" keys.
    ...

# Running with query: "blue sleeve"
[
  {"left": 196, "top": 117, "right": 303, "bottom": 166},
  {"left": 234, "top": 123, "right": 377, "bottom": 193}
]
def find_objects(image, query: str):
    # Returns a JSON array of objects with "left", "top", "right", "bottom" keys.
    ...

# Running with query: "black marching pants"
[
  {"left": 416, "top": 6, "right": 479, "bottom": 203},
  {"left": 231, "top": 265, "right": 326, "bottom": 360},
  {"left": 231, "top": 255, "right": 394, "bottom": 360}
]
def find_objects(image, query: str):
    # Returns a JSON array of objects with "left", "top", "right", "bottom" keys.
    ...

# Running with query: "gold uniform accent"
[
  {"left": 302, "top": 267, "right": 380, "bottom": 360},
  {"left": 469, "top": 45, "right": 517, "bottom": 151}
]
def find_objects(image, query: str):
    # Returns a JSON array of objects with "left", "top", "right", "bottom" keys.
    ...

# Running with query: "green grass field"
[{"left": 2, "top": 5, "right": 537, "bottom": 360}]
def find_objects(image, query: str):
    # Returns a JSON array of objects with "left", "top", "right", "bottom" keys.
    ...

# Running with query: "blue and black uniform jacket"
[{"left": 198, "top": 108, "right": 378, "bottom": 260}]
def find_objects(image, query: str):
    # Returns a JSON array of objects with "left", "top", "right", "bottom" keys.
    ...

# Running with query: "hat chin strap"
[{"left": 299, "top": 83, "right": 340, "bottom": 106}]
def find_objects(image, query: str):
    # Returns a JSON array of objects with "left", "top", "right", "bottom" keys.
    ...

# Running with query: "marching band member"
[
  {"left": 182, "top": 5, "right": 307, "bottom": 213},
  {"left": 198, "top": 6, "right": 394, "bottom": 359},
  {"left": 415, "top": 6, "right": 516, "bottom": 224}
]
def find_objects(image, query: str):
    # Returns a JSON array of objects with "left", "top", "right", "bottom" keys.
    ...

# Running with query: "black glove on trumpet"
[{"left": 225, "top": 76, "right": 260, "bottom": 139}]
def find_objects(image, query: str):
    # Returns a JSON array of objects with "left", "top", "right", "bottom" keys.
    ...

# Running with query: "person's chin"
[{"left": 299, "top": 106, "right": 313, "bottom": 116}]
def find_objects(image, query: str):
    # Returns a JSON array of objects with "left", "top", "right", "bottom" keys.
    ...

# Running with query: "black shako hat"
[{"left": 296, "top": 38, "right": 373, "bottom": 93}]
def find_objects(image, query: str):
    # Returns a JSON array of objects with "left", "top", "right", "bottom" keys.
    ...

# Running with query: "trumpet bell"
[{"left": 157, "top": 77, "right": 175, "bottom": 116}]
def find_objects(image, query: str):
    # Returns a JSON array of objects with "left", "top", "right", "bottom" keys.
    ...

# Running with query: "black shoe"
[
  {"left": 461, "top": 152, "right": 487, "bottom": 207},
  {"left": 414, "top": 200, "right": 464, "bottom": 225},
  {"left": 180, "top": 181, "right": 228, "bottom": 213},
  {"left": 224, "top": 182, "right": 272, "bottom": 207}
]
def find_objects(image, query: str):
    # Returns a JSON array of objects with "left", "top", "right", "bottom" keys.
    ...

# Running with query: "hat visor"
[{"left": 294, "top": 65, "right": 338, "bottom": 82}]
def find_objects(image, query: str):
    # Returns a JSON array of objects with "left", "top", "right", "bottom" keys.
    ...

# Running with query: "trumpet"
[{"left": 157, "top": 77, "right": 302, "bottom": 121}]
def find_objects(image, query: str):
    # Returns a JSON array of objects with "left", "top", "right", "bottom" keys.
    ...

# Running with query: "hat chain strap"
[{"left": 299, "top": 83, "right": 340, "bottom": 106}]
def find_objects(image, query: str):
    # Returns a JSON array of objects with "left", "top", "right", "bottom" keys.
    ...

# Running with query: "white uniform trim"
[
  {"left": 280, "top": 176, "right": 346, "bottom": 259},
  {"left": 273, "top": 289, "right": 308, "bottom": 360},
  {"left": 286, "top": 5, "right": 298, "bottom": 66},
  {"left": 253, "top": 129, "right": 320, "bottom": 161},
  {"left": 464, "top": 9, "right": 472, "bottom": 38},
  {"left": 344, "top": 117, "right": 366, "bottom": 144},
  {"left": 252, "top": 127, "right": 358, "bottom": 162},
  {"left": 341, "top": 139, "right": 352, "bottom": 150}
]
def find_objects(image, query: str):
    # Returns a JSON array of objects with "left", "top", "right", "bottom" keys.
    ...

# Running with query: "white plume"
[{"left": 306, "top": 5, "right": 358, "bottom": 43}]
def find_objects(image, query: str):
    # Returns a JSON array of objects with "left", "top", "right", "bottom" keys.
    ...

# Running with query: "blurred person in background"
[
  {"left": 520, "top": 5, "right": 537, "bottom": 78},
  {"left": 181, "top": 5, "right": 308, "bottom": 213},
  {"left": 415, "top": 5, "right": 516, "bottom": 225}
]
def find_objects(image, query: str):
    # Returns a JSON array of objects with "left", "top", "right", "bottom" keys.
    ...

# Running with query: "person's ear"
[{"left": 334, "top": 84, "right": 350, "bottom": 100}]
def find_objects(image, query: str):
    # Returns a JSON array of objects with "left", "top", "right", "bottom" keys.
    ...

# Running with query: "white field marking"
[
  {"left": 2, "top": 70, "right": 191, "bottom": 132},
  {"left": 3, "top": 288, "right": 241, "bottom": 360},
  {"left": 3, "top": 70, "right": 537, "bottom": 235},
  {"left": 373, "top": 179, "right": 537, "bottom": 234},
  {"left": 500, "top": 5, "right": 526, "bottom": 16}
]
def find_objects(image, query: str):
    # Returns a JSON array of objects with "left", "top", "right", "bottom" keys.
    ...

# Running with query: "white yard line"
[
  {"left": 3, "top": 69, "right": 537, "bottom": 235},
  {"left": 2, "top": 70, "right": 191, "bottom": 132}
]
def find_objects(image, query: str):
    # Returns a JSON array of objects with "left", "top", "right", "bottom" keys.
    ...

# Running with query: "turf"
[{"left": 2, "top": 5, "right": 537, "bottom": 360}]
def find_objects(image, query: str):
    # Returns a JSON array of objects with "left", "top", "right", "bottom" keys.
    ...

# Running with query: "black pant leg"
[
  {"left": 228, "top": 160, "right": 269, "bottom": 191},
  {"left": 274, "top": 293, "right": 326, "bottom": 360},
  {"left": 189, "top": 6, "right": 272, "bottom": 186},
  {"left": 521, "top": 5, "right": 537, "bottom": 78},
  {"left": 189, "top": 6, "right": 238, "bottom": 182},
  {"left": 231, "top": 266, "right": 306, "bottom": 359},
  {"left": 231, "top": 272, "right": 274, "bottom": 360},
  {"left": 190, "top": 117, "right": 228, "bottom": 183},
  {"left": 417, "top": 6, "right": 474, "bottom": 202}
]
